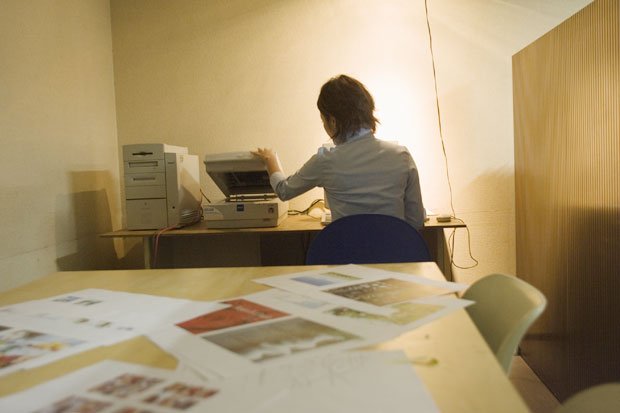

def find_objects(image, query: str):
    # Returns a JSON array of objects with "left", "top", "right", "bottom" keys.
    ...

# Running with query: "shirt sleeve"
[
  {"left": 270, "top": 153, "right": 324, "bottom": 201},
  {"left": 403, "top": 152, "right": 426, "bottom": 230}
]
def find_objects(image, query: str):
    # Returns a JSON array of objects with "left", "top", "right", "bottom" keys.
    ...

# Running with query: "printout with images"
[
  {"left": 0, "top": 321, "right": 100, "bottom": 377},
  {"left": 0, "top": 352, "right": 439, "bottom": 413},
  {"left": 148, "top": 292, "right": 373, "bottom": 377},
  {"left": 241, "top": 288, "right": 472, "bottom": 344},
  {"left": 254, "top": 264, "right": 467, "bottom": 315},
  {"left": 147, "top": 284, "right": 471, "bottom": 378},
  {"left": 0, "top": 289, "right": 226, "bottom": 376},
  {"left": 0, "top": 360, "right": 229, "bottom": 413}
]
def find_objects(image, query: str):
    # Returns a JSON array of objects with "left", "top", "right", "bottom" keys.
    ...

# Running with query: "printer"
[
  {"left": 123, "top": 144, "right": 201, "bottom": 230},
  {"left": 203, "top": 151, "right": 288, "bottom": 228}
]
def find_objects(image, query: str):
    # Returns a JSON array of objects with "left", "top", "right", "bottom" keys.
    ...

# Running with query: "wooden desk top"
[
  {"left": 0, "top": 263, "right": 528, "bottom": 413},
  {"left": 101, "top": 214, "right": 467, "bottom": 238}
]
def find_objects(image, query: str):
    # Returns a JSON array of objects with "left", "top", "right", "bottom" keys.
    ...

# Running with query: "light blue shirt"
[{"left": 270, "top": 131, "right": 425, "bottom": 229}]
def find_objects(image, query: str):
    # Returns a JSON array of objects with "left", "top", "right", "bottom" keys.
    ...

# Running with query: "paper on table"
[
  {"left": 0, "top": 289, "right": 227, "bottom": 377},
  {"left": 235, "top": 350, "right": 440, "bottom": 413},
  {"left": 254, "top": 264, "right": 467, "bottom": 315},
  {"left": 242, "top": 288, "right": 473, "bottom": 343},
  {"left": 0, "top": 289, "right": 228, "bottom": 335},
  {"left": 147, "top": 287, "right": 472, "bottom": 379},
  {"left": 148, "top": 294, "right": 375, "bottom": 377},
  {"left": 0, "top": 352, "right": 439, "bottom": 413},
  {"left": 0, "top": 360, "right": 226, "bottom": 412},
  {"left": 0, "top": 318, "right": 103, "bottom": 377}
]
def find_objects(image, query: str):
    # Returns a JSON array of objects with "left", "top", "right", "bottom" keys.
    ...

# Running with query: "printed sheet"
[
  {"left": 0, "top": 289, "right": 226, "bottom": 376},
  {"left": 0, "top": 352, "right": 439, "bottom": 413},
  {"left": 254, "top": 264, "right": 468, "bottom": 315},
  {"left": 148, "top": 286, "right": 471, "bottom": 377}
]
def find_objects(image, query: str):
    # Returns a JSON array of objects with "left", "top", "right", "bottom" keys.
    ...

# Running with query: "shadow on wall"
[
  {"left": 449, "top": 167, "right": 516, "bottom": 283},
  {"left": 54, "top": 171, "right": 143, "bottom": 271}
]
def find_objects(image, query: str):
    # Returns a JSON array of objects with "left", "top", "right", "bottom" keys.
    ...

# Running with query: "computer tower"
[{"left": 124, "top": 144, "right": 201, "bottom": 230}]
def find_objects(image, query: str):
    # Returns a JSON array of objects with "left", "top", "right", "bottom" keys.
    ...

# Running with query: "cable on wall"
[{"left": 423, "top": 0, "right": 478, "bottom": 270}]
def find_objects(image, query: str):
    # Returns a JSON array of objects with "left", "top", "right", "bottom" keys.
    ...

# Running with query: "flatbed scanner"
[{"left": 203, "top": 152, "right": 288, "bottom": 228}]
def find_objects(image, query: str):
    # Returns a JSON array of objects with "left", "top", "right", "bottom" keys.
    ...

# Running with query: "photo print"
[
  {"left": 203, "top": 317, "right": 360, "bottom": 363},
  {"left": 292, "top": 271, "right": 361, "bottom": 287},
  {"left": 176, "top": 299, "right": 288, "bottom": 334},
  {"left": 89, "top": 373, "right": 164, "bottom": 398},
  {"left": 0, "top": 328, "right": 84, "bottom": 369},
  {"left": 142, "top": 382, "right": 219, "bottom": 410},
  {"left": 32, "top": 395, "right": 111, "bottom": 413},
  {"left": 326, "top": 278, "right": 453, "bottom": 306},
  {"left": 327, "top": 301, "right": 445, "bottom": 325}
]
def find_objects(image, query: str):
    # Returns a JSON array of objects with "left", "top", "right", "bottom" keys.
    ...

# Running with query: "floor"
[{"left": 509, "top": 356, "right": 560, "bottom": 413}]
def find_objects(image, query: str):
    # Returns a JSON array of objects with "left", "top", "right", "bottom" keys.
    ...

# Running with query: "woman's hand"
[
  {"left": 252, "top": 148, "right": 275, "bottom": 161},
  {"left": 252, "top": 148, "right": 283, "bottom": 175}
]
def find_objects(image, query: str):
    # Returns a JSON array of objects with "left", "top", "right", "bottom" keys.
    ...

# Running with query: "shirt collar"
[{"left": 336, "top": 128, "right": 372, "bottom": 145}]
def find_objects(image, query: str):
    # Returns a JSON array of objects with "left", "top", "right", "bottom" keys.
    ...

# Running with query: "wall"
[
  {"left": 421, "top": 0, "right": 592, "bottom": 283},
  {"left": 514, "top": 0, "right": 619, "bottom": 400},
  {"left": 0, "top": 0, "right": 123, "bottom": 291},
  {"left": 110, "top": 0, "right": 591, "bottom": 282}
]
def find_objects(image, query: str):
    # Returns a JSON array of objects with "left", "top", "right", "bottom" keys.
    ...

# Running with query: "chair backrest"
[
  {"left": 462, "top": 273, "right": 547, "bottom": 373},
  {"left": 555, "top": 383, "right": 620, "bottom": 413},
  {"left": 305, "top": 214, "right": 431, "bottom": 265}
]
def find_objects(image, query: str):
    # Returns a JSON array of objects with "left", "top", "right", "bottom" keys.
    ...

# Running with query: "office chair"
[
  {"left": 462, "top": 273, "right": 547, "bottom": 374},
  {"left": 555, "top": 383, "right": 620, "bottom": 413},
  {"left": 305, "top": 213, "right": 431, "bottom": 265}
]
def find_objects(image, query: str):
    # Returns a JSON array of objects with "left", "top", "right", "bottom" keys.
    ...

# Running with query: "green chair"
[
  {"left": 462, "top": 273, "right": 546, "bottom": 373},
  {"left": 555, "top": 383, "right": 620, "bottom": 413}
]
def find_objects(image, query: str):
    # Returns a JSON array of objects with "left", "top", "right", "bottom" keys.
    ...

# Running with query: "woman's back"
[{"left": 318, "top": 133, "right": 424, "bottom": 229}]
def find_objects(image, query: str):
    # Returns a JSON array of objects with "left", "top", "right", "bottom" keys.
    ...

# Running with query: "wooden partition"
[{"left": 513, "top": 0, "right": 619, "bottom": 401}]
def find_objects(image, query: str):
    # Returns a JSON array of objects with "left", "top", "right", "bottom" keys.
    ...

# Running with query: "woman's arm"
[{"left": 253, "top": 148, "right": 323, "bottom": 201}]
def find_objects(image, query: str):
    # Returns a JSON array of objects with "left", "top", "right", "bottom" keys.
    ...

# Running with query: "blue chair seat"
[{"left": 305, "top": 213, "right": 431, "bottom": 265}]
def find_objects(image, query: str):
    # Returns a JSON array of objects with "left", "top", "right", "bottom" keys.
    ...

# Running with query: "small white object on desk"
[{"left": 436, "top": 214, "right": 452, "bottom": 223}]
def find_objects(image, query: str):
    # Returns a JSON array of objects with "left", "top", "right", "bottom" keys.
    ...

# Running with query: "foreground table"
[{"left": 0, "top": 263, "right": 528, "bottom": 412}]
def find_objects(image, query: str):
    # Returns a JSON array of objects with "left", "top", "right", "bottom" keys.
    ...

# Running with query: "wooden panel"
[{"left": 513, "top": 0, "right": 619, "bottom": 401}]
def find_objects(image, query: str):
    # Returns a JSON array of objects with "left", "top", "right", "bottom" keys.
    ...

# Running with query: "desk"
[
  {"left": 102, "top": 215, "right": 465, "bottom": 280},
  {"left": 0, "top": 263, "right": 529, "bottom": 413}
]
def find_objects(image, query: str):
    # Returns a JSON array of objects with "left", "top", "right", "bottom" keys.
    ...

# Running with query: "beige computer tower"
[{"left": 124, "top": 144, "right": 201, "bottom": 230}]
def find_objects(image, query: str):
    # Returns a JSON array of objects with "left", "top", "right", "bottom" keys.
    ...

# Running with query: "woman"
[{"left": 253, "top": 74, "right": 425, "bottom": 229}]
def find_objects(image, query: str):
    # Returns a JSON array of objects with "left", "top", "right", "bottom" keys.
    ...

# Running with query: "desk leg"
[
  {"left": 422, "top": 228, "right": 453, "bottom": 281},
  {"left": 143, "top": 236, "right": 152, "bottom": 269},
  {"left": 435, "top": 229, "right": 453, "bottom": 282}
]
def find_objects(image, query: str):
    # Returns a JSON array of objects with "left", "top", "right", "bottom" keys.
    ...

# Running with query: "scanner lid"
[{"left": 204, "top": 151, "right": 274, "bottom": 199}]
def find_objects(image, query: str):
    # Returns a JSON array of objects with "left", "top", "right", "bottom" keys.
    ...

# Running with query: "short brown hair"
[{"left": 317, "top": 75, "right": 379, "bottom": 143}]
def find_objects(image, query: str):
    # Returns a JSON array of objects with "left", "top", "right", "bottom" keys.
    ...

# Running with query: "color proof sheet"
[
  {"left": 0, "top": 289, "right": 226, "bottom": 376},
  {"left": 0, "top": 352, "right": 439, "bottom": 413},
  {"left": 254, "top": 264, "right": 468, "bottom": 315},
  {"left": 148, "top": 293, "right": 371, "bottom": 377},
  {"left": 243, "top": 288, "right": 472, "bottom": 345},
  {"left": 147, "top": 286, "right": 471, "bottom": 378}
]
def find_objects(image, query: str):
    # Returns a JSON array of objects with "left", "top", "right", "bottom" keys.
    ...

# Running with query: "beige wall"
[
  {"left": 110, "top": 0, "right": 591, "bottom": 283},
  {"left": 0, "top": 0, "right": 122, "bottom": 291}
]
